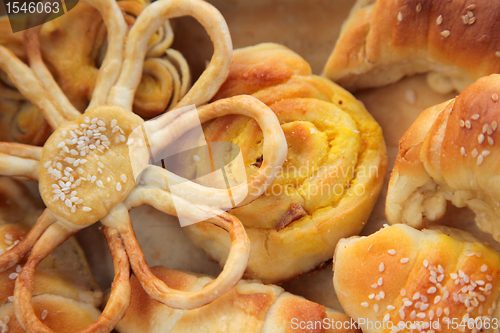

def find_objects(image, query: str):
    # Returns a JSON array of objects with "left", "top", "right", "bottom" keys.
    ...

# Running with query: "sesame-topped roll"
[
  {"left": 324, "top": 0, "right": 500, "bottom": 93},
  {"left": 0, "top": 178, "right": 102, "bottom": 333},
  {"left": 386, "top": 74, "right": 500, "bottom": 241},
  {"left": 334, "top": 224, "right": 500, "bottom": 333}
]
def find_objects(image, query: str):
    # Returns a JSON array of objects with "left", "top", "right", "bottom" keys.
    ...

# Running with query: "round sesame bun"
[
  {"left": 386, "top": 74, "right": 500, "bottom": 242},
  {"left": 324, "top": 0, "right": 500, "bottom": 93},
  {"left": 333, "top": 224, "right": 500, "bottom": 333},
  {"left": 116, "top": 265, "right": 361, "bottom": 333},
  {"left": 181, "top": 43, "right": 387, "bottom": 283},
  {"left": 0, "top": 178, "right": 102, "bottom": 332}
]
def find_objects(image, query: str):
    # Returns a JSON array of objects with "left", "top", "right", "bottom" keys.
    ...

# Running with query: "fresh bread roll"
[
  {"left": 324, "top": 0, "right": 500, "bottom": 93},
  {"left": 0, "top": 177, "right": 102, "bottom": 333},
  {"left": 182, "top": 43, "right": 387, "bottom": 283},
  {"left": 386, "top": 74, "right": 500, "bottom": 241},
  {"left": 116, "top": 265, "right": 361, "bottom": 333},
  {"left": 334, "top": 223, "right": 500, "bottom": 333}
]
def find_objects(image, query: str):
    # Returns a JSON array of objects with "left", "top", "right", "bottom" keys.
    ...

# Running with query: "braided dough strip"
[
  {"left": 120, "top": 187, "right": 250, "bottom": 310},
  {"left": 109, "top": 0, "right": 232, "bottom": 110},
  {"left": 14, "top": 222, "right": 131, "bottom": 333}
]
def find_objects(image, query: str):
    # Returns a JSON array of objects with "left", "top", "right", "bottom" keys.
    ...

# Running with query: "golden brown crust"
[
  {"left": 386, "top": 74, "right": 500, "bottom": 240},
  {"left": 116, "top": 266, "right": 361, "bottom": 333},
  {"left": 324, "top": 0, "right": 500, "bottom": 92},
  {"left": 184, "top": 43, "right": 388, "bottom": 283},
  {"left": 334, "top": 224, "right": 500, "bottom": 333}
]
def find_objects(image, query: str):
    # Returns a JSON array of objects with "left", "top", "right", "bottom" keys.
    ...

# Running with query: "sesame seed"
[
  {"left": 441, "top": 30, "right": 451, "bottom": 37},
  {"left": 369, "top": 293, "right": 375, "bottom": 299},
  {"left": 467, "top": 4, "right": 476, "bottom": 10},
  {"left": 413, "top": 292, "right": 421, "bottom": 300},
  {"left": 399, "top": 310, "right": 405, "bottom": 319},
  {"left": 397, "top": 11, "right": 403, "bottom": 21},
  {"left": 460, "top": 147, "right": 466, "bottom": 156},
  {"left": 121, "top": 174, "right": 127, "bottom": 183},
  {"left": 437, "top": 15, "right": 443, "bottom": 25},
  {"left": 481, "top": 264, "right": 488, "bottom": 272},
  {"left": 379, "top": 263, "right": 385, "bottom": 272},
  {"left": 97, "top": 180, "right": 104, "bottom": 188},
  {"left": 41, "top": 310, "right": 48, "bottom": 320},
  {"left": 7, "top": 296, "right": 14, "bottom": 302},
  {"left": 465, "top": 120, "right": 471, "bottom": 129},
  {"left": 417, "top": 312, "right": 426, "bottom": 319},
  {"left": 416, "top": 3, "right": 422, "bottom": 12},
  {"left": 401, "top": 288, "right": 406, "bottom": 296},
  {"left": 111, "top": 119, "right": 117, "bottom": 127},
  {"left": 444, "top": 308, "right": 450, "bottom": 316},
  {"left": 493, "top": 94, "right": 499, "bottom": 101},
  {"left": 379, "top": 291, "right": 385, "bottom": 299},
  {"left": 434, "top": 296, "right": 441, "bottom": 304},
  {"left": 116, "top": 183, "right": 122, "bottom": 191},
  {"left": 493, "top": 121, "right": 498, "bottom": 131},
  {"left": 479, "top": 134, "right": 485, "bottom": 144},
  {"left": 404, "top": 300, "right": 413, "bottom": 306},
  {"left": 477, "top": 155, "right": 484, "bottom": 165},
  {"left": 8, "top": 273, "right": 17, "bottom": 280},
  {"left": 388, "top": 249, "right": 396, "bottom": 255},
  {"left": 472, "top": 114, "right": 480, "bottom": 120},
  {"left": 383, "top": 313, "right": 390, "bottom": 322},
  {"left": 460, "top": 119, "right": 465, "bottom": 127},
  {"left": 387, "top": 305, "right": 395, "bottom": 310},
  {"left": 374, "top": 304, "right": 379, "bottom": 312},
  {"left": 423, "top": 260, "right": 429, "bottom": 267},
  {"left": 488, "top": 137, "right": 495, "bottom": 145},
  {"left": 361, "top": 302, "right": 369, "bottom": 308},
  {"left": 82, "top": 207, "right": 92, "bottom": 212},
  {"left": 428, "top": 287, "right": 437, "bottom": 294},
  {"left": 378, "top": 277, "right": 383, "bottom": 286},
  {"left": 483, "top": 150, "right": 491, "bottom": 156},
  {"left": 371, "top": 283, "right": 378, "bottom": 289},
  {"left": 401, "top": 258, "right": 409, "bottom": 264},
  {"left": 472, "top": 149, "right": 479, "bottom": 158}
]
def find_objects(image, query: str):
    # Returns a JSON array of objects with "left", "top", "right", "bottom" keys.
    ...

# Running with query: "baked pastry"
[
  {"left": 0, "top": 0, "right": 190, "bottom": 146},
  {"left": 386, "top": 74, "right": 500, "bottom": 241},
  {"left": 0, "top": 0, "right": 287, "bottom": 332},
  {"left": 116, "top": 265, "right": 361, "bottom": 333},
  {"left": 333, "top": 223, "right": 500, "bottom": 333},
  {"left": 183, "top": 43, "right": 388, "bottom": 283},
  {"left": 0, "top": 177, "right": 102, "bottom": 333},
  {"left": 324, "top": 0, "right": 500, "bottom": 93}
]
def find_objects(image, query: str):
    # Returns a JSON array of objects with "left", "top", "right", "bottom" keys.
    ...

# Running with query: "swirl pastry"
[
  {"left": 182, "top": 43, "right": 388, "bottom": 283},
  {"left": 386, "top": 74, "right": 500, "bottom": 241},
  {"left": 324, "top": 0, "right": 500, "bottom": 93},
  {"left": 334, "top": 224, "right": 500, "bottom": 333},
  {"left": 0, "top": 177, "right": 102, "bottom": 333},
  {"left": 115, "top": 265, "right": 361, "bottom": 333}
]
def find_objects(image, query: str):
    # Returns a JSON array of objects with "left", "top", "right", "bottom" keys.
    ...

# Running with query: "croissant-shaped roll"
[
  {"left": 386, "top": 74, "right": 500, "bottom": 241},
  {"left": 0, "top": 178, "right": 103, "bottom": 333},
  {"left": 334, "top": 224, "right": 500, "bottom": 333},
  {"left": 115, "top": 265, "right": 360, "bottom": 333},
  {"left": 182, "top": 43, "right": 388, "bottom": 283},
  {"left": 324, "top": 0, "right": 500, "bottom": 93}
]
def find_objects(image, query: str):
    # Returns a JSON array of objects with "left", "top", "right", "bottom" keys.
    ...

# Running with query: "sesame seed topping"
[
  {"left": 460, "top": 119, "right": 465, "bottom": 127},
  {"left": 361, "top": 302, "right": 369, "bottom": 308},
  {"left": 387, "top": 305, "right": 395, "bottom": 310},
  {"left": 478, "top": 134, "right": 485, "bottom": 144},
  {"left": 477, "top": 155, "right": 484, "bottom": 165},
  {"left": 97, "top": 180, "right": 104, "bottom": 188},
  {"left": 369, "top": 293, "right": 375, "bottom": 299},
  {"left": 481, "top": 264, "right": 488, "bottom": 272},
  {"left": 121, "top": 174, "right": 127, "bottom": 183},
  {"left": 388, "top": 249, "right": 396, "bottom": 255},
  {"left": 401, "top": 288, "right": 406, "bottom": 296},
  {"left": 437, "top": 15, "right": 443, "bottom": 25},
  {"left": 416, "top": 3, "right": 422, "bottom": 12},
  {"left": 472, "top": 148, "right": 479, "bottom": 158},
  {"left": 116, "top": 183, "right": 122, "bottom": 191},
  {"left": 397, "top": 11, "right": 403, "bottom": 21},
  {"left": 8, "top": 273, "right": 17, "bottom": 280},
  {"left": 378, "top": 277, "right": 383, "bottom": 286},
  {"left": 423, "top": 259, "right": 429, "bottom": 267},
  {"left": 379, "top": 263, "right": 385, "bottom": 272},
  {"left": 471, "top": 114, "right": 480, "bottom": 120},
  {"left": 493, "top": 94, "right": 499, "bottom": 102},
  {"left": 383, "top": 313, "right": 390, "bottom": 322},
  {"left": 441, "top": 30, "right": 451, "bottom": 38},
  {"left": 413, "top": 292, "right": 421, "bottom": 300},
  {"left": 41, "top": 310, "right": 48, "bottom": 320},
  {"left": 460, "top": 147, "right": 466, "bottom": 156},
  {"left": 401, "top": 258, "right": 409, "bottom": 264},
  {"left": 465, "top": 120, "right": 471, "bottom": 129},
  {"left": 82, "top": 207, "right": 92, "bottom": 212},
  {"left": 483, "top": 150, "right": 491, "bottom": 156},
  {"left": 374, "top": 304, "right": 379, "bottom": 312},
  {"left": 428, "top": 287, "right": 437, "bottom": 294},
  {"left": 493, "top": 121, "right": 498, "bottom": 131}
]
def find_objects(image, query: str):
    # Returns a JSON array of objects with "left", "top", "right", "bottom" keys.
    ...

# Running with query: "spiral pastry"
[{"left": 181, "top": 43, "right": 388, "bottom": 283}]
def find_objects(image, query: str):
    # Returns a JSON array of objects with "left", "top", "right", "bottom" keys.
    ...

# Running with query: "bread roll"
[
  {"left": 324, "top": 0, "right": 500, "bottom": 93},
  {"left": 116, "top": 266, "right": 361, "bottom": 333},
  {"left": 334, "top": 223, "right": 500, "bottom": 333},
  {"left": 182, "top": 43, "right": 387, "bottom": 283},
  {"left": 0, "top": 178, "right": 102, "bottom": 333},
  {"left": 386, "top": 74, "right": 500, "bottom": 241}
]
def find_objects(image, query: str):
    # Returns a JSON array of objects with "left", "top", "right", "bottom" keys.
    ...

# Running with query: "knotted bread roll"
[
  {"left": 386, "top": 74, "right": 500, "bottom": 241},
  {"left": 182, "top": 43, "right": 387, "bottom": 283},
  {"left": 324, "top": 0, "right": 500, "bottom": 93}
]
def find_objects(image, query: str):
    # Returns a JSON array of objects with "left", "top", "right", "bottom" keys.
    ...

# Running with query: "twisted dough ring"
[{"left": 0, "top": 0, "right": 287, "bottom": 332}]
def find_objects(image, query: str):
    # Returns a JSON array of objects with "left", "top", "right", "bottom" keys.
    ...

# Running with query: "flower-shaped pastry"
[{"left": 0, "top": 0, "right": 287, "bottom": 332}]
